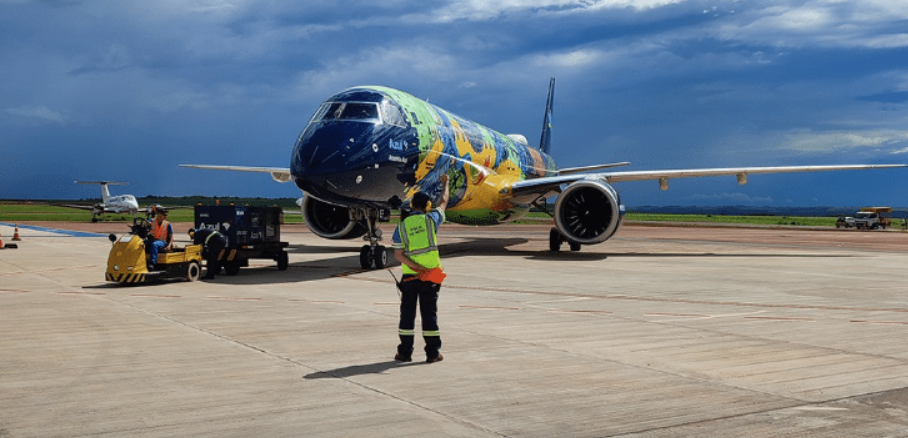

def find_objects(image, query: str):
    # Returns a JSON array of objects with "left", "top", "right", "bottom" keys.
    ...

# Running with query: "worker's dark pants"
[
  {"left": 145, "top": 239, "right": 167, "bottom": 265},
  {"left": 204, "top": 235, "right": 228, "bottom": 277},
  {"left": 398, "top": 275, "right": 441, "bottom": 358}
]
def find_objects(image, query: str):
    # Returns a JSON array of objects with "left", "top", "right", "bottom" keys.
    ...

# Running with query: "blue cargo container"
[{"left": 194, "top": 205, "right": 289, "bottom": 274}]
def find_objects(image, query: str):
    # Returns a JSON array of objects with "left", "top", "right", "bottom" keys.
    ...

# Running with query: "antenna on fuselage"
[{"left": 538, "top": 77, "right": 555, "bottom": 155}]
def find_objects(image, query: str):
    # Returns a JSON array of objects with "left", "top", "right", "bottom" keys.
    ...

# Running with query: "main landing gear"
[
  {"left": 357, "top": 207, "right": 391, "bottom": 269},
  {"left": 549, "top": 227, "right": 581, "bottom": 252}
]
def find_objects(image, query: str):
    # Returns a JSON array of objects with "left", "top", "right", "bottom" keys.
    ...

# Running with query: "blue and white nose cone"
[{"left": 291, "top": 88, "right": 415, "bottom": 206}]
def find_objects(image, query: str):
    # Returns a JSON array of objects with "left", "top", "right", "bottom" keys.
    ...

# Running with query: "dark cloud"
[{"left": 1, "top": 0, "right": 906, "bottom": 206}]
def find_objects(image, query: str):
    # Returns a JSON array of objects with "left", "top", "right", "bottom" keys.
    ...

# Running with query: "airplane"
[
  {"left": 62, "top": 181, "right": 141, "bottom": 222},
  {"left": 62, "top": 181, "right": 185, "bottom": 222},
  {"left": 182, "top": 78, "right": 905, "bottom": 269}
]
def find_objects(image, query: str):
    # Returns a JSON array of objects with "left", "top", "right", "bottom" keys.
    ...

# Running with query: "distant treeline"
[
  {"left": 629, "top": 205, "right": 908, "bottom": 219},
  {"left": 19, "top": 196, "right": 303, "bottom": 209},
  {"left": 6, "top": 197, "right": 906, "bottom": 219}
]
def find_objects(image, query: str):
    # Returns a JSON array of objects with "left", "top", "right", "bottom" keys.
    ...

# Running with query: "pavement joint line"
[
  {"left": 851, "top": 320, "right": 908, "bottom": 326},
  {"left": 343, "top": 275, "right": 908, "bottom": 314},
  {"left": 744, "top": 316, "right": 816, "bottom": 322},
  {"left": 458, "top": 305, "right": 521, "bottom": 310},
  {"left": 0, "top": 264, "right": 102, "bottom": 277},
  {"left": 129, "top": 294, "right": 182, "bottom": 298}
]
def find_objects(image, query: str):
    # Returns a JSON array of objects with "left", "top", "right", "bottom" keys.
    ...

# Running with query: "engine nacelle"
[
  {"left": 553, "top": 179, "right": 623, "bottom": 245},
  {"left": 301, "top": 196, "right": 367, "bottom": 240}
]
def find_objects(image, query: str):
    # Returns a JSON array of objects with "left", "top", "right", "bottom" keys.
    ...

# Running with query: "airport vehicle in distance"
[
  {"left": 194, "top": 205, "right": 290, "bottom": 274},
  {"left": 106, "top": 218, "right": 202, "bottom": 284},
  {"left": 182, "top": 78, "right": 906, "bottom": 269},
  {"left": 852, "top": 207, "right": 892, "bottom": 229}
]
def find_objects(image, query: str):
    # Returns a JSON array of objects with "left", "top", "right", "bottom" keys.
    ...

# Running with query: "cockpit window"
[
  {"left": 381, "top": 102, "right": 407, "bottom": 127},
  {"left": 315, "top": 102, "right": 380, "bottom": 123},
  {"left": 338, "top": 103, "right": 378, "bottom": 120}
]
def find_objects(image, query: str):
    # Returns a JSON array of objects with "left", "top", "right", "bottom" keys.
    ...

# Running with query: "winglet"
[{"left": 538, "top": 77, "right": 555, "bottom": 155}]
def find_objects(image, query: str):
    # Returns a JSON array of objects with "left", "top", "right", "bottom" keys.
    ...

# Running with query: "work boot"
[
  {"left": 394, "top": 352, "right": 412, "bottom": 362},
  {"left": 426, "top": 353, "right": 444, "bottom": 364}
]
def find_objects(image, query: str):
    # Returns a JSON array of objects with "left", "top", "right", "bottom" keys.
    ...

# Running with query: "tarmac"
[{"left": 1, "top": 221, "right": 907, "bottom": 437}]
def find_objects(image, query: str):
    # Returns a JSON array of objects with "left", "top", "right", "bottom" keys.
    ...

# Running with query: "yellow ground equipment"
[
  {"left": 856, "top": 207, "right": 892, "bottom": 229},
  {"left": 106, "top": 218, "right": 203, "bottom": 284}
]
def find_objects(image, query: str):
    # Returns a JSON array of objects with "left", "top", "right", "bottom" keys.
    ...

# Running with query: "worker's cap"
[
  {"left": 154, "top": 204, "right": 168, "bottom": 215},
  {"left": 187, "top": 227, "right": 195, "bottom": 237}
]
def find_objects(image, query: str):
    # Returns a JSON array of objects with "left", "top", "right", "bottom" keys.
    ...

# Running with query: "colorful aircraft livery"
[
  {"left": 292, "top": 84, "right": 557, "bottom": 226},
  {"left": 182, "top": 78, "right": 905, "bottom": 269}
]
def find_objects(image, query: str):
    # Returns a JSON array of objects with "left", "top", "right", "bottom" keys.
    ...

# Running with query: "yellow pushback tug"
[{"left": 106, "top": 218, "right": 203, "bottom": 284}]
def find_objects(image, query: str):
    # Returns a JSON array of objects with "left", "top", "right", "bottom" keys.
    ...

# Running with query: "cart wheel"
[
  {"left": 186, "top": 261, "right": 201, "bottom": 282},
  {"left": 225, "top": 262, "right": 241, "bottom": 276},
  {"left": 277, "top": 251, "right": 289, "bottom": 271},
  {"left": 373, "top": 246, "right": 387, "bottom": 269}
]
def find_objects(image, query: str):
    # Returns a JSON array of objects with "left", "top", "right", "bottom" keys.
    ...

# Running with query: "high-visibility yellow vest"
[{"left": 398, "top": 213, "right": 441, "bottom": 275}]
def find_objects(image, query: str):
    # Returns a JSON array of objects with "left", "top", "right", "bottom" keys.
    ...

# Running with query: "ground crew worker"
[
  {"left": 392, "top": 174, "right": 450, "bottom": 364},
  {"left": 145, "top": 205, "right": 173, "bottom": 270},
  {"left": 188, "top": 227, "right": 228, "bottom": 280}
]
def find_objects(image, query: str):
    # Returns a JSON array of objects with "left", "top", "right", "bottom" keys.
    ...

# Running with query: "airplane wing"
[
  {"left": 56, "top": 203, "right": 97, "bottom": 211},
  {"left": 179, "top": 164, "right": 293, "bottom": 183},
  {"left": 557, "top": 162, "right": 631, "bottom": 175},
  {"left": 511, "top": 164, "right": 906, "bottom": 201}
]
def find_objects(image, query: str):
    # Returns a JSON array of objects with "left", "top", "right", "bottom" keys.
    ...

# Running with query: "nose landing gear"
[{"left": 356, "top": 207, "right": 391, "bottom": 269}]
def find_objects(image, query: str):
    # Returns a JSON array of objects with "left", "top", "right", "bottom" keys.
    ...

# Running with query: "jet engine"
[
  {"left": 553, "top": 178, "right": 622, "bottom": 246},
  {"left": 301, "top": 196, "right": 367, "bottom": 240}
]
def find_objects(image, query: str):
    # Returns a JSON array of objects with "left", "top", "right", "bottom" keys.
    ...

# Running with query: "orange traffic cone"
[
  {"left": 12, "top": 224, "right": 21, "bottom": 241},
  {"left": 0, "top": 229, "right": 4, "bottom": 248}
]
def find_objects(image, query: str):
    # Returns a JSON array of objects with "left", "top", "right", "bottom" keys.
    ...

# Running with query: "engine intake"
[
  {"left": 301, "top": 196, "right": 367, "bottom": 239},
  {"left": 554, "top": 179, "right": 622, "bottom": 245}
]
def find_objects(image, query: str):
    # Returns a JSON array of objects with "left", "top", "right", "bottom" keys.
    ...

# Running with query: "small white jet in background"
[{"left": 62, "top": 181, "right": 140, "bottom": 222}]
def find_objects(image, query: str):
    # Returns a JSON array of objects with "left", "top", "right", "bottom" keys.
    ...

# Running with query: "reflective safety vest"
[
  {"left": 152, "top": 219, "right": 170, "bottom": 241},
  {"left": 398, "top": 213, "right": 441, "bottom": 276},
  {"left": 204, "top": 230, "right": 220, "bottom": 246}
]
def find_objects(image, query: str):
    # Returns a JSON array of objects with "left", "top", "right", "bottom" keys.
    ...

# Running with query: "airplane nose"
[{"left": 291, "top": 123, "right": 407, "bottom": 204}]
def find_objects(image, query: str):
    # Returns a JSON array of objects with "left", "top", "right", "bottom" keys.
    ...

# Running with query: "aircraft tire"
[
  {"left": 373, "top": 246, "right": 387, "bottom": 269},
  {"left": 359, "top": 245, "right": 373, "bottom": 269},
  {"left": 276, "top": 251, "right": 289, "bottom": 271},
  {"left": 569, "top": 241, "right": 582, "bottom": 252},
  {"left": 549, "top": 228, "right": 562, "bottom": 252}
]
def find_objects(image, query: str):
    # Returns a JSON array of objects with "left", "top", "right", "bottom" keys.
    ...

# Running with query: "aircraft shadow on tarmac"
[
  {"left": 85, "top": 237, "right": 851, "bottom": 288},
  {"left": 206, "top": 237, "right": 612, "bottom": 285},
  {"left": 303, "top": 360, "right": 424, "bottom": 380}
]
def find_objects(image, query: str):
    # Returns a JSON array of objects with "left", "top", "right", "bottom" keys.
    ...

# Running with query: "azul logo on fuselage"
[{"left": 389, "top": 138, "right": 407, "bottom": 151}]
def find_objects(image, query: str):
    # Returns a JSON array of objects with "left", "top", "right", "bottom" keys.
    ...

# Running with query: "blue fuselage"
[{"left": 291, "top": 86, "right": 558, "bottom": 223}]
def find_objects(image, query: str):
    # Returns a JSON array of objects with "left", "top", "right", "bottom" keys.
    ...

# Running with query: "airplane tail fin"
[
  {"left": 538, "top": 77, "right": 555, "bottom": 155},
  {"left": 75, "top": 181, "right": 127, "bottom": 204}
]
